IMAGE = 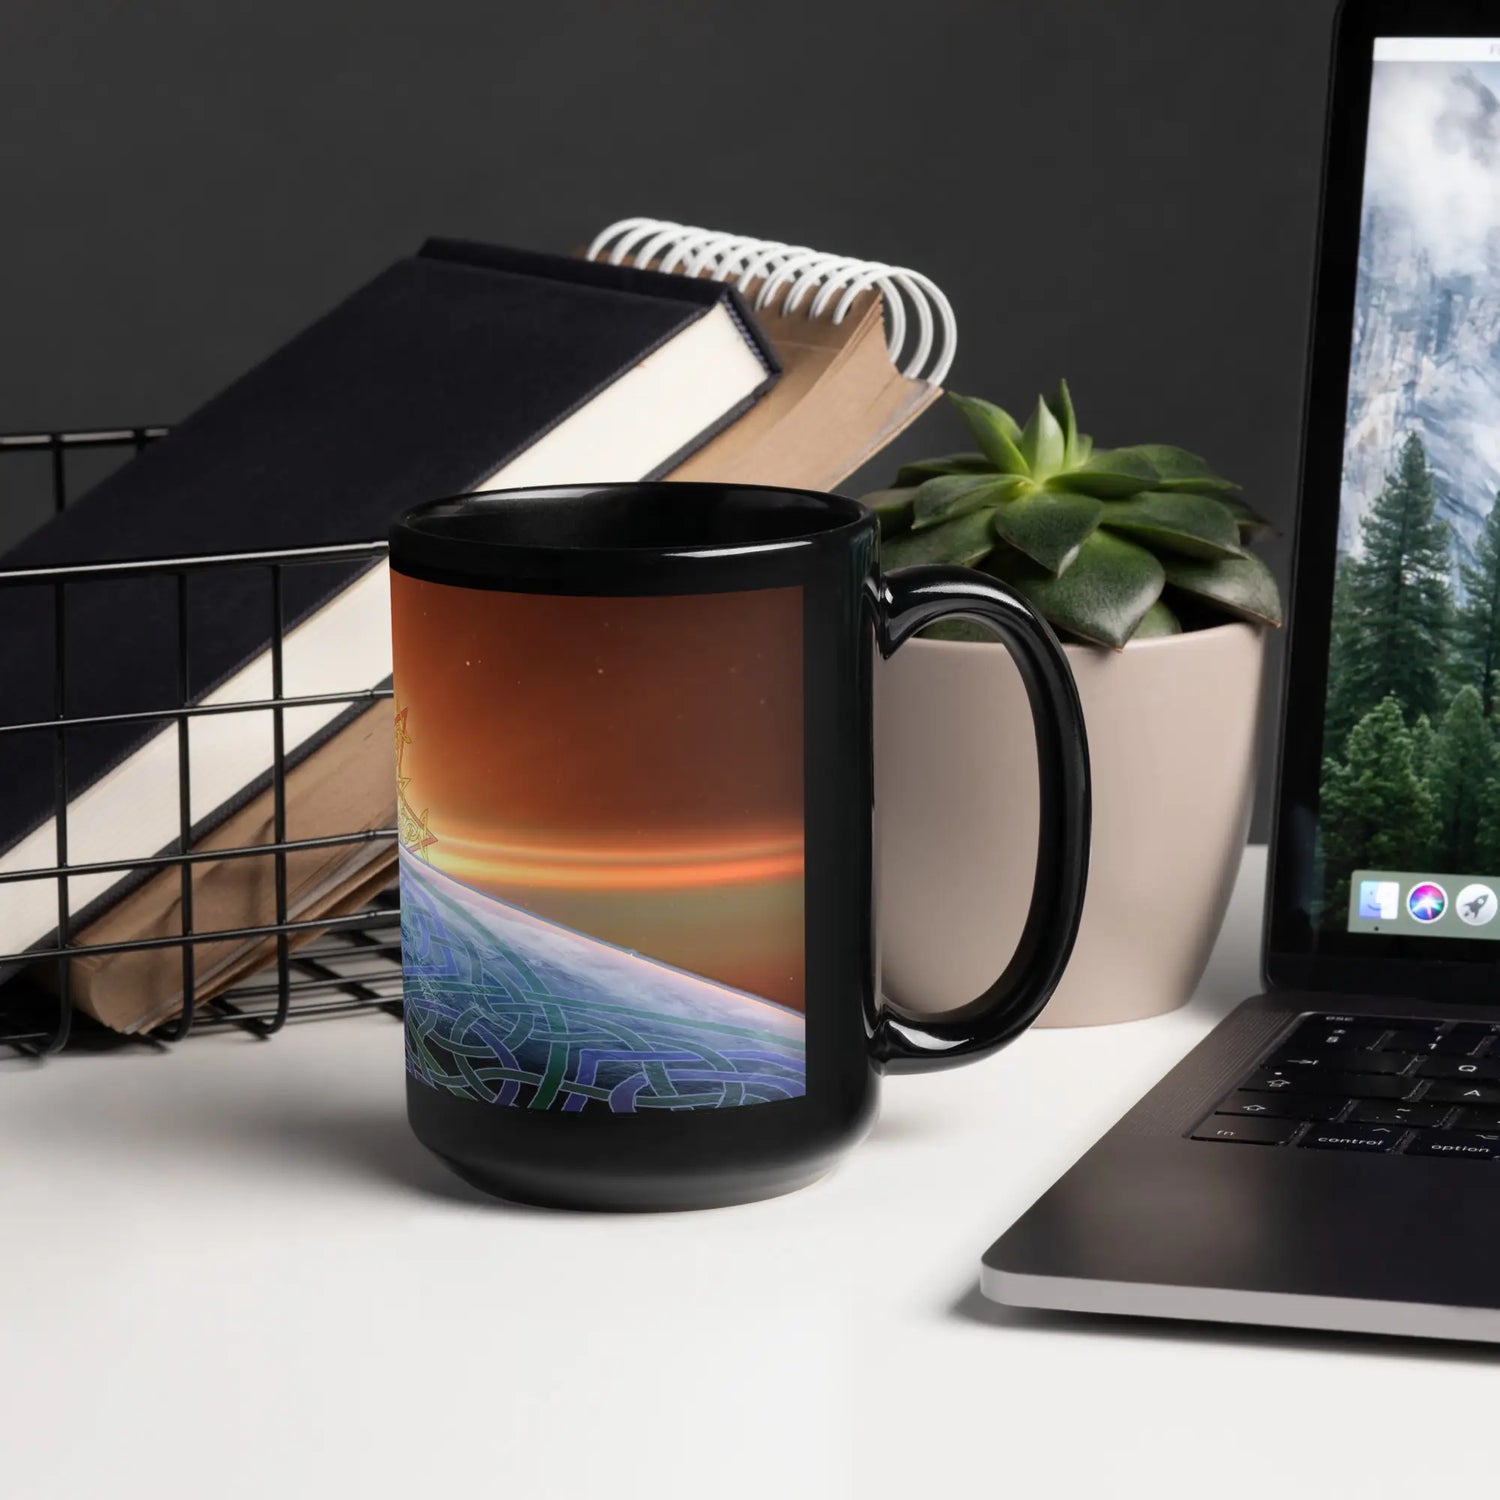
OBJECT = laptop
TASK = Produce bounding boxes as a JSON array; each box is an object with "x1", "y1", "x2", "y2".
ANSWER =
[{"x1": 981, "y1": 0, "x2": 1500, "y2": 1343}]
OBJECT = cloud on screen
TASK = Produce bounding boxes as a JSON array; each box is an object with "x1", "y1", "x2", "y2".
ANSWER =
[{"x1": 1367, "y1": 61, "x2": 1500, "y2": 275}]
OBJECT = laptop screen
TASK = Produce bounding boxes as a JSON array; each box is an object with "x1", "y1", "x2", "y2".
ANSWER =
[{"x1": 1318, "y1": 37, "x2": 1500, "y2": 944}]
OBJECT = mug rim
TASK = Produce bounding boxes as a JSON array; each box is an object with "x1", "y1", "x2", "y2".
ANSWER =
[{"x1": 390, "y1": 481, "x2": 873, "y2": 564}]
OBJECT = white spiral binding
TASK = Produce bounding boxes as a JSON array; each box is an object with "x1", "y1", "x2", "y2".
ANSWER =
[{"x1": 585, "y1": 217, "x2": 957, "y2": 386}]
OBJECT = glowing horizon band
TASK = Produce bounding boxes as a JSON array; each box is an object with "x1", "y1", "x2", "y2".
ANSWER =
[{"x1": 429, "y1": 830, "x2": 806, "y2": 891}]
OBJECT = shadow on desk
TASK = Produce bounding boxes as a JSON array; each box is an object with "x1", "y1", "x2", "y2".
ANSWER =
[
  {"x1": 247, "y1": 1095, "x2": 569, "y2": 1214},
  {"x1": 949, "y1": 1282, "x2": 1500, "y2": 1364},
  {"x1": 4, "y1": 1046, "x2": 548, "y2": 1214}
]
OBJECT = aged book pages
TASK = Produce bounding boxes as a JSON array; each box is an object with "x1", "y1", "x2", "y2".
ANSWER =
[
  {"x1": 664, "y1": 283, "x2": 941, "y2": 490},
  {"x1": 39, "y1": 702, "x2": 396, "y2": 1033}
]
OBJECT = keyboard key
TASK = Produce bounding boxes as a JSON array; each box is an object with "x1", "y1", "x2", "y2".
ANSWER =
[
  {"x1": 1426, "y1": 1031, "x2": 1487, "y2": 1056},
  {"x1": 1455, "y1": 1106, "x2": 1500, "y2": 1130},
  {"x1": 1379, "y1": 1028, "x2": 1447, "y2": 1054},
  {"x1": 1445, "y1": 1023, "x2": 1500, "y2": 1048},
  {"x1": 1416, "y1": 1056, "x2": 1500, "y2": 1081},
  {"x1": 1435, "y1": 1036, "x2": 1488, "y2": 1056},
  {"x1": 1294, "y1": 1072, "x2": 1418, "y2": 1100},
  {"x1": 1422, "y1": 1081, "x2": 1500, "y2": 1106},
  {"x1": 1348, "y1": 1101, "x2": 1450, "y2": 1128},
  {"x1": 1215, "y1": 1093, "x2": 1345, "y2": 1121},
  {"x1": 1241, "y1": 1071, "x2": 1301, "y2": 1092},
  {"x1": 1240, "y1": 1070, "x2": 1414, "y2": 1100},
  {"x1": 1287, "y1": 1017, "x2": 1391, "y2": 1050},
  {"x1": 1192, "y1": 1117, "x2": 1299, "y2": 1145},
  {"x1": 1298, "y1": 1123, "x2": 1404, "y2": 1152},
  {"x1": 1268, "y1": 1048, "x2": 1409, "y2": 1075},
  {"x1": 1376, "y1": 1027, "x2": 1493, "y2": 1056},
  {"x1": 1405, "y1": 1130, "x2": 1500, "y2": 1160}
]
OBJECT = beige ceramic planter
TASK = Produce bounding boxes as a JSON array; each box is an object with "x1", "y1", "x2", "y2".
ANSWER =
[{"x1": 877, "y1": 621, "x2": 1265, "y2": 1028}]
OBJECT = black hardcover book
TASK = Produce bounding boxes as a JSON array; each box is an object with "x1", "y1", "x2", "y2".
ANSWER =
[{"x1": 0, "y1": 239, "x2": 779, "y2": 969}]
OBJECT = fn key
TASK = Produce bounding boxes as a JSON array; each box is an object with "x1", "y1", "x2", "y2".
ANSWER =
[{"x1": 1193, "y1": 1117, "x2": 1299, "y2": 1145}]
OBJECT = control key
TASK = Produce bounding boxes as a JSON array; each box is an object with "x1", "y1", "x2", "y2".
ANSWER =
[{"x1": 1298, "y1": 1123, "x2": 1403, "y2": 1152}]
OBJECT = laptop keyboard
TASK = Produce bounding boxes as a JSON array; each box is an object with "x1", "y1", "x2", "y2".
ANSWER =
[{"x1": 1192, "y1": 1014, "x2": 1500, "y2": 1159}]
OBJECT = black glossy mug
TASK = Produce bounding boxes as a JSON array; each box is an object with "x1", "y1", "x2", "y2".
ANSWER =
[{"x1": 389, "y1": 483, "x2": 1089, "y2": 1209}]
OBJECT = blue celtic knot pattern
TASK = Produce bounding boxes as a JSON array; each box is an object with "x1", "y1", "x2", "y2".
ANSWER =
[{"x1": 400, "y1": 851, "x2": 806, "y2": 1112}]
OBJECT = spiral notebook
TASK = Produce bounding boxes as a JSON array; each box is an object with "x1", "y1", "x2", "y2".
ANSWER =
[{"x1": 586, "y1": 219, "x2": 956, "y2": 490}]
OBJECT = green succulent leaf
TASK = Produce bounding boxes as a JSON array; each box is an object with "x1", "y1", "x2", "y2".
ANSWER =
[
  {"x1": 1099, "y1": 490, "x2": 1245, "y2": 560},
  {"x1": 1047, "y1": 447, "x2": 1162, "y2": 498},
  {"x1": 1073, "y1": 431, "x2": 1094, "y2": 464},
  {"x1": 987, "y1": 531, "x2": 1166, "y2": 649},
  {"x1": 1147, "y1": 476, "x2": 1244, "y2": 496},
  {"x1": 1131, "y1": 599, "x2": 1182, "y2": 639},
  {"x1": 880, "y1": 506, "x2": 998, "y2": 570},
  {"x1": 951, "y1": 394, "x2": 1022, "y2": 444},
  {"x1": 911, "y1": 474, "x2": 1027, "y2": 530},
  {"x1": 1047, "y1": 380, "x2": 1080, "y2": 464},
  {"x1": 864, "y1": 487, "x2": 916, "y2": 537},
  {"x1": 1018, "y1": 395, "x2": 1067, "y2": 479},
  {"x1": 990, "y1": 489, "x2": 1103, "y2": 574},
  {"x1": 895, "y1": 452, "x2": 992, "y2": 487},
  {"x1": 947, "y1": 393, "x2": 1029, "y2": 475},
  {"x1": 1122, "y1": 444, "x2": 1241, "y2": 495},
  {"x1": 1049, "y1": 444, "x2": 1241, "y2": 499},
  {"x1": 1162, "y1": 553, "x2": 1283, "y2": 626},
  {"x1": 1217, "y1": 493, "x2": 1276, "y2": 541}
]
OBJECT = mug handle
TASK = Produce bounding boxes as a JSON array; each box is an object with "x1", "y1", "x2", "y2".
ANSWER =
[{"x1": 870, "y1": 564, "x2": 1092, "y2": 1073}]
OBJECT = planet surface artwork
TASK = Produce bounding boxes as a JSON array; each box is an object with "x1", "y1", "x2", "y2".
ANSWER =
[
  {"x1": 391, "y1": 575, "x2": 808, "y2": 1113},
  {"x1": 401, "y1": 849, "x2": 807, "y2": 1112}
]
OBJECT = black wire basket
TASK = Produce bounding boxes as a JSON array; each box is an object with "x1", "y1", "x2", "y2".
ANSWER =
[{"x1": 0, "y1": 426, "x2": 402, "y2": 1057}]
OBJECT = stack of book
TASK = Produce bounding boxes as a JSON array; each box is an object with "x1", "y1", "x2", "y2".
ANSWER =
[{"x1": 0, "y1": 219, "x2": 955, "y2": 1034}]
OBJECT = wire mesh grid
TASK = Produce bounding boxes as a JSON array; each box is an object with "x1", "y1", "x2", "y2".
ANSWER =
[{"x1": 0, "y1": 427, "x2": 402, "y2": 1057}]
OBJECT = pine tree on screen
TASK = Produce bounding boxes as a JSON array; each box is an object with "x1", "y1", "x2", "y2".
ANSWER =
[
  {"x1": 1322, "y1": 556, "x2": 1360, "y2": 759},
  {"x1": 1476, "y1": 777, "x2": 1500, "y2": 873},
  {"x1": 1452, "y1": 494, "x2": 1500, "y2": 719},
  {"x1": 1324, "y1": 435, "x2": 1452, "y2": 750},
  {"x1": 1320, "y1": 694, "x2": 1438, "y2": 919},
  {"x1": 1430, "y1": 686, "x2": 1496, "y2": 870},
  {"x1": 1409, "y1": 712, "x2": 1435, "y2": 773}
]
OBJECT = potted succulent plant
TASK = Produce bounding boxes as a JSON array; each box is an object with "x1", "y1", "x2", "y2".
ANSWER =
[{"x1": 871, "y1": 383, "x2": 1282, "y2": 1026}]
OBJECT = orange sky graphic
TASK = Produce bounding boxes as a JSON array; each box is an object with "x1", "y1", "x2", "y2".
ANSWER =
[{"x1": 390, "y1": 575, "x2": 805, "y2": 1009}]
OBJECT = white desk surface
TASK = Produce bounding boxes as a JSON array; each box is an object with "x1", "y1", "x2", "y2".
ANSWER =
[{"x1": 5, "y1": 843, "x2": 1498, "y2": 1499}]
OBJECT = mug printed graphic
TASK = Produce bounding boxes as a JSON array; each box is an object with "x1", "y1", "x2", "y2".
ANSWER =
[{"x1": 391, "y1": 574, "x2": 806, "y2": 1112}]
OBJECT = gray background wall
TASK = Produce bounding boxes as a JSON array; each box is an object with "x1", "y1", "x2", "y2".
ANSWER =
[{"x1": 0, "y1": 0, "x2": 1341, "y2": 835}]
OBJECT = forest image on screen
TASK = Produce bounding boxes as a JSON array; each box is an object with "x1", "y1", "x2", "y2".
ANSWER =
[{"x1": 1320, "y1": 51, "x2": 1500, "y2": 929}]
